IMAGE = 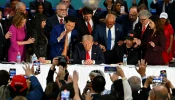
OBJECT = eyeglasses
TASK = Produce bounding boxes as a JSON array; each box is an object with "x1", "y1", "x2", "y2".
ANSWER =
[
  {"x1": 58, "y1": 9, "x2": 67, "y2": 11},
  {"x1": 129, "y1": 14, "x2": 137, "y2": 17},
  {"x1": 140, "y1": 18, "x2": 147, "y2": 21}
]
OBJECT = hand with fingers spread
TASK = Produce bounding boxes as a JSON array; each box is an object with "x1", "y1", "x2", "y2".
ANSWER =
[
  {"x1": 23, "y1": 64, "x2": 34, "y2": 77},
  {"x1": 85, "y1": 92, "x2": 93, "y2": 100},
  {"x1": 109, "y1": 73, "x2": 119, "y2": 82},
  {"x1": 135, "y1": 59, "x2": 147, "y2": 77}
]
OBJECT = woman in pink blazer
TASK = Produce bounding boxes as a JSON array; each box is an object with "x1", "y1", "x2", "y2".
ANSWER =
[{"x1": 8, "y1": 12, "x2": 35, "y2": 62}]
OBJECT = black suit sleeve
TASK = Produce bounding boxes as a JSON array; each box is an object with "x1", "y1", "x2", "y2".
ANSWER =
[
  {"x1": 31, "y1": 29, "x2": 40, "y2": 58},
  {"x1": 73, "y1": 44, "x2": 83, "y2": 64},
  {"x1": 150, "y1": 1, "x2": 157, "y2": 9},
  {"x1": 46, "y1": 68, "x2": 55, "y2": 85},
  {"x1": 94, "y1": 46, "x2": 105, "y2": 64}
]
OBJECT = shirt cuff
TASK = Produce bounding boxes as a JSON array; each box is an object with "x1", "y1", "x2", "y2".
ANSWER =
[
  {"x1": 153, "y1": 0, "x2": 157, "y2": 4},
  {"x1": 141, "y1": 76, "x2": 147, "y2": 80},
  {"x1": 93, "y1": 60, "x2": 95, "y2": 64},
  {"x1": 57, "y1": 38, "x2": 60, "y2": 42},
  {"x1": 82, "y1": 60, "x2": 84, "y2": 64}
]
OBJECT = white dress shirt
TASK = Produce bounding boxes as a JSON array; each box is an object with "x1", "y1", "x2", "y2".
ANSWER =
[
  {"x1": 85, "y1": 19, "x2": 94, "y2": 30},
  {"x1": 56, "y1": 15, "x2": 64, "y2": 24},
  {"x1": 106, "y1": 25, "x2": 115, "y2": 50},
  {"x1": 82, "y1": 49, "x2": 95, "y2": 64},
  {"x1": 93, "y1": 9, "x2": 97, "y2": 15},
  {"x1": 133, "y1": 17, "x2": 139, "y2": 30},
  {"x1": 153, "y1": 0, "x2": 173, "y2": 12}
]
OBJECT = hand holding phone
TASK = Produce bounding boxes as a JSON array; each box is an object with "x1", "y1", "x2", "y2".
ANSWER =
[
  {"x1": 104, "y1": 66, "x2": 117, "y2": 73},
  {"x1": 61, "y1": 90, "x2": 70, "y2": 100},
  {"x1": 9, "y1": 68, "x2": 16, "y2": 79}
]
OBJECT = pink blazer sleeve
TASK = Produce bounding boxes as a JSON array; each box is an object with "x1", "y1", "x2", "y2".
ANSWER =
[{"x1": 9, "y1": 25, "x2": 20, "y2": 52}]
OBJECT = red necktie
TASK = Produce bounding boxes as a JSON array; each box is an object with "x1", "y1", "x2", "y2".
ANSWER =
[
  {"x1": 141, "y1": 26, "x2": 146, "y2": 38},
  {"x1": 60, "y1": 19, "x2": 63, "y2": 24},
  {"x1": 86, "y1": 51, "x2": 90, "y2": 60},
  {"x1": 87, "y1": 22, "x2": 92, "y2": 34}
]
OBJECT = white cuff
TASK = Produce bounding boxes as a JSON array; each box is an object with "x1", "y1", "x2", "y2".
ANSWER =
[
  {"x1": 142, "y1": 76, "x2": 147, "y2": 80},
  {"x1": 153, "y1": 0, "x2": 157, "y2": 4},
  {"x1": 57, "y1": 37, "x2": 60, "y2": 42},
  {"x1": 93, "y1": 60, "x2": 95, "y2": 64},
  {"x1": 82, "y1": 60, "x2": 84, "y2": 64}
]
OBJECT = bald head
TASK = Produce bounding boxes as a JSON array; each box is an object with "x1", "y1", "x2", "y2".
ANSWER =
[
  {"x1": 105, "y1": 14, "x2": 116, "y2": 29},
  {"x1": 149, "y1": 86, "x2": 168, "y2": 100},
  {"x1": 128, "y1": 76, "x2": 141, "y2": 92}
]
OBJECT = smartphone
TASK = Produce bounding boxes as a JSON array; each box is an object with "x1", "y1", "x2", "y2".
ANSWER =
[
  {"x1": 33, "y1": 61, "x2": 40, "y2": 74},
  {"x1": 9, "y1": 68, "x2": 16, "y2": 79},
  {"x1": 120, "y1": 6, "x2": 125, "y2": 13},
  {"x1": 61, "y1": 90, "x2": 70, "y2": 100},
  {"x1": 152, "y1": 76, "x2": 162, "y2": 83},
  {"x1": 104, "y1": 66, "x2": 117, "y2": 73},
  {"x1": 160, "y1": 70, "x2": 167, "y2": 78}
]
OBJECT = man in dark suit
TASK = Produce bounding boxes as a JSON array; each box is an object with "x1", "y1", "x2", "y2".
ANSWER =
[
  {"x1": 73, "y1": 35, "x2": 105, "y2": 64},
  {"x1": 0, "y1": 8, "x2": 12, "y2": 61},
  {"x1": 150, "y1": 0, "x2": 175, "y2": 31},
  {"x1": 93, "y1": 13, "x2": 123, "y2": 64},
  {"x1": 75, "y1": 7, "x2": 97, "y2": 42},
  {"x1": 29, "y1": 0, "x2": 53, "y2": 17},
  {"x1": 49, "y1": 16, "x2": 78, "y2": 60},
  {"x1": 134, "y1": 10, "x2": 152, "y2": 58}
]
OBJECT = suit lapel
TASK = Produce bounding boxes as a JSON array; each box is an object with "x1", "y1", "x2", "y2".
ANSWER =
[
  {"x1": 91, "y1": 45, "x2": 95, "y2": 60},
  {"x1": 81, "y1": 49, "x2": 86, "y2": 60}
]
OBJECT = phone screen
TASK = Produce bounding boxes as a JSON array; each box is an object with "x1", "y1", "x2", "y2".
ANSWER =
[
  {"x1": 104, "y1": 66, "x2": 117, "y2": 73},
  {"x1": 120, "y1": 6, "x2": 125, "y2": 13},
  {"x1": 33, "y1": 61, "x2": 40, "y2": 74},
  {"x1": 160, "y1": 70, "x2": 167, "y2": 78},
  {"x1": 61, "y1": 90, "x2": 70, "y2": 100},
  {"x1": 152, "y1": 76, "x2": 162, "y2": 83},
  {"x1": 9, "y1": 68, "x2": 16, "y2": 79}
]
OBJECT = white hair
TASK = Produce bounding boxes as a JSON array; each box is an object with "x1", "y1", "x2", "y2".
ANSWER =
[
  {"x1": 56, "y1": 2, "x2": 67, "y2": 10},
  {"x1": 15, "y1": 2, "x2": 26, "y2": 10},
  {"x1": 139, "y1": 9, "x2": 152, "y2": 18},
  {"x1": 128, "y1": 76, "x2": 141, "y2": 91},
  {"x1": 106, "y1": 13, "x2": 116, "y2": 21}
]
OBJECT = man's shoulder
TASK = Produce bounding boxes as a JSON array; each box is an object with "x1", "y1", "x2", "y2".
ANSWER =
[{"x1": 47, "y1": 15, "x2": 57, "y2": 21}]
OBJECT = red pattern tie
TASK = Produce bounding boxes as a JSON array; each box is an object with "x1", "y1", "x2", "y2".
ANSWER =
[
  {"x1": 86, "y1": 51, "x2": 90, "y2": 60},
  {"x1": 141, "y1": 26, "x2": 146, "y2": 38},
  {"x1": 60, "y1": 19, "x2": 63, "y2": 24},
  {"x1": 87, "y1": 22, "x2": 92, "y2": 34}
]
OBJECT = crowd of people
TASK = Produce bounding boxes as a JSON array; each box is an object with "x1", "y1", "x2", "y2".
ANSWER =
[{"x1": 0, "y1": 0, "x2": 175, "y2": 99}]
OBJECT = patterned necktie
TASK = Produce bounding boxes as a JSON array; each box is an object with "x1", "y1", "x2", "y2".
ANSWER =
[
  {"x1": 60, "y1": 19, "x2": 63, "y2": 24},
  {"x1": 141, "y1": 25, "x2": 146, "y2": 38},
  {"x1": 107, "y1": 29, "x2": 111, "y2": 50}
]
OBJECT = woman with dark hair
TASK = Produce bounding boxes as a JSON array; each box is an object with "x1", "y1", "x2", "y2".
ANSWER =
[
  {"x1": 0, "y1": 70, "x2": 10, "y2": 87},
  {"x1": 159, "y1": 12, "x2": 174, "y2": 64},
  {"x1": 31, "y1": 14, "x2": 47, "y2": 63},
  {"x1": 112, "y1": 0, "x2": 124, "y2": 17},
  {"x1": 144, "y1": 15, "x2": 166, "y2": 65},
  {"x1": 35, "y1": 3, "x2": 49, "y2": 18}
]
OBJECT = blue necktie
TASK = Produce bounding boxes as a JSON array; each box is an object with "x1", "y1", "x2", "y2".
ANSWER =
[{"x1": 107, "y1": 29, "x2": 111, "y2": 50}]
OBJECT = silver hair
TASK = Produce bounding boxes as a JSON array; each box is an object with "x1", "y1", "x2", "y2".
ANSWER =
[
  {"x1": 128, "y1": 76, "x2": 141, "y2": 91},
  {"x1": 106, "y1": 13, "x2": 116, "y2": 21},
  {"x1": 89, "y1": 70, "x2": 105, "y2": 77},
  {"x1": 82, "y1": 35, "x2": 93, "y2": 42},
  {"x1": 56, "y1": 2, "x2": 67, "y2": 10},
  {"x1": 15, "y1": 2, "x2": 26, "y2": 10},
  {"x1": 139, "y1": 9, "x2": 152, "y2": 18}
]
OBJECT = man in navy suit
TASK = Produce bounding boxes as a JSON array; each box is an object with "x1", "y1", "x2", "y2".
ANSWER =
[
  {"x1": 49, "y1": 16, "x2": 78, "y2": 60},
  {"x1": 93, "y1": 13, "x2": 124, "y2": 64},
  {"x1": 73, "y1": 35, "x2": 105, "y2": 64}
]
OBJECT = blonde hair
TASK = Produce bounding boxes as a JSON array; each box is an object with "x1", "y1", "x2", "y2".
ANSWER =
[
  {"x1": 12, "y1": 12, "x2": 27, "y2": 28},
  {"x1": 82, "y1": 35, "x2": 93, "y2": 42}
]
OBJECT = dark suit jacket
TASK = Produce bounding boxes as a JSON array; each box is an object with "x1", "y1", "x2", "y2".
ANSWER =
[
  {"x1": 138, "y1": 0, "x2": 148, "y2": 9},
  {"x1": 93, "y1": 23, "x2": 124, "y2": 48},
  {"x1": 49, "y1": 24, "x2": 78, "y2": 60},
  {"x1": 75, "y1": 17, "x2": 97, "y2": 42},
  {"x1": 106, "y1": 43, "x2": 141, "y2": 65},
  {"x1": 68, "y1": 8, "x2": 77, "y2": 16},
  {"x1": 0, "y1": 21, "x2": 6, "y2": 61},
  {"x1": 44, "y1": 14, "x2": 59, "y2": 39},
  {"x1": 73, "y1": 43, "x2": 105, "y2": 64},
  {"x1": 29, "y1": 0, "x2": 53, "y2": 17},
  {"x1": 134, "y1": 22, "x2": 152, "y2": 58}
]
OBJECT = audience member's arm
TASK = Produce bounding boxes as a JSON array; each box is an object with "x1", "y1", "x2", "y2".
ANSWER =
[
  {"x1": 23, "y1": 64, "x2": 43, "y2": 100},
  {"x1": 73, "y1": 70, "x2": 81, "y2": 100},
  {"x1": 117, "y1": 67, "x2": 132, "y2": 100}
]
